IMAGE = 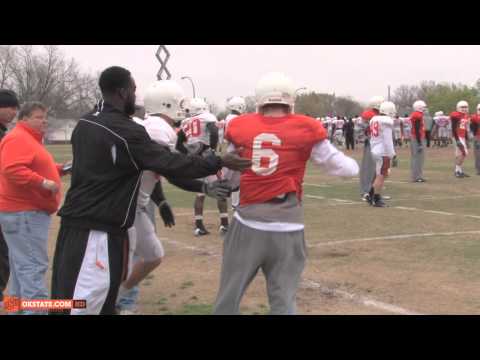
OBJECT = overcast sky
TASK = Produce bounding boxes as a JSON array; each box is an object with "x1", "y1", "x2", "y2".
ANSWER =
[{"x1": 59, "y1": 45, "x2": 480, "y2": 109}]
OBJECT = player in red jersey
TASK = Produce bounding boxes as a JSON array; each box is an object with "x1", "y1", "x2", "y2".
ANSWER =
[
  {"x1": 451, "y1": 101, "x2": 471, "y2": 178},
  {"x1": 213, "y1": 72, "x2": 359, "y2": 315},
  {"x1": 470, "y1": 104, "x2": 480, "y2": 175}
]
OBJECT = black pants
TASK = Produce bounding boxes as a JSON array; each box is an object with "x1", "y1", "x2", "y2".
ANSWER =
[
  {"x1": 425, "y1": 130, "x2": 431, "y2": 147},
  {"x1": 0, "y1": 228, "x2": 9, "y2": 301},
  {"x1": 51, "y1": 224, "x2": 129, "y2": 315},
  {"x1": 345, "y1": 134, "x2": 355, "y2": 150}
]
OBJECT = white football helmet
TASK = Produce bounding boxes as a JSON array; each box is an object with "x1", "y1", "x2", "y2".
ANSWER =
[
  {"x1": 413, "y1": 100, "x2": 427, "y2": 112},
  {"x1": 368, "y1": 96, "x2": 385, "y2": 110},
  {"x1": 255, "y1": 72, "x2": 296, "y2": 110},
  {"x1": 379, "y1": 101, "x2": 396, "y2": 117},
  {"x1": 226, "y1": 96, "x2": 246, "y2": 114},
  {"x1": 434, "y1": 111, "x2": 444, "y2": 117},
  {"x1": 143, "y1": 80, "x2": 186, "y2": 121},
  {"x1": 184, "y1": 97, "x2": 208, "y2": 116},
  {"x1": 456, "y1": 100, "x2": 469, "y2": 113}
]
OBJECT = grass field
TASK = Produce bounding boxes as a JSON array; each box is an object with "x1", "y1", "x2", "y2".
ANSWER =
[{"x1": 4, "y1": 143, "x2": 480, "y2": 315}]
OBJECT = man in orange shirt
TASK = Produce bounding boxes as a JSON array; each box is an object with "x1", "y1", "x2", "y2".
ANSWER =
[
  {"x1": 0, "y1": 102, "x2": 69, "y2": 314},
  {"x1": 0, "y1": 89, "x2": 19, "y2": 308}
]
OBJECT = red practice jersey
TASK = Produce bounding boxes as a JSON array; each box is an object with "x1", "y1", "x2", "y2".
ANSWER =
[
  {"x1": 409, "y1": 111, "x2": 425, "y2": 140},
  {"x1": 450, "y1": 111, "x2": 469, "y2": 139},
  {"x1": 225, "y1": 113, "x2": 327, "y2": 206},
  {"x1": 361, "y1": 109, "x2": 379, "y2": 136},
  {"x1": 471, "y1": 114, "x2": 480, "y2": 139}
]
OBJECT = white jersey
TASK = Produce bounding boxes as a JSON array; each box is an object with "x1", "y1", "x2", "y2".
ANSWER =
[
  {"x1": 333, "y1": 118, "x2": 345, "y2": 131},
  {"x1": 181, "y1": 111, "x2": 217, "y2": 147},
  {"x1": 134, "y1": 115, "x2": 178, "y2": 208},
  {"x1": 216, "y1": 119, "x2": 226, "y2": 144},
  {"x1": 369, "y1": 115, "x2": 396, "y2": 158},
  {"x1": 435, "y1": 115, "x2": 450, "y2": 128},
  {"x1": 393, "y1": 117, "x2": 402, "y2": 130}
]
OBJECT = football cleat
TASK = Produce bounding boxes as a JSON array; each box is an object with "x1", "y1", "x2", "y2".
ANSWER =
[
  {"x1": 194, "y1": 227, "x2": 210, "y2": 237},
  {"x1": 361, "y1": 193, "x2": 371, "y2": 202},
  {"x1": 372, "y1": 195, "x2": 387, "y2": 207},
  {"x1": 455, "y1": 171, "x2": 464, "y2": 178},
  {"x1": 219, "y1": 225, "x2": 229, "y2": 236}
]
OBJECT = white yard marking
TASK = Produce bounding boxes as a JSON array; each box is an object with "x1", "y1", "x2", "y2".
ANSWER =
[
  {"x1": 174, "y1": 210, "x2": 220, "y2": 217},
  {"x1": 300, "y1": 279, "x2": 422, "y2": 315},
  {"x1": 304, "y1": 183, "x2": 332, "y2": 188},
  {"x1": 309, "y1": 230, "x2": 480, "y2": 247},
  {"x1": 305, "y1": 194, "x2": 480, "y2": 219},
  {"x1": 161, "y1": 237, "x2": 422, "y2": 314}
]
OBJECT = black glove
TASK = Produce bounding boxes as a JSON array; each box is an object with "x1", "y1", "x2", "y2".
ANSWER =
[
  {"x1": 158, "y1": 201, "x2": 175, "y2": 228},
  {"x1": 392, "y1": 156, "x2": 398, "y2": 168},
  {"x1": 202, "y1": 180, "x2": 232, "y2": 200},
  {"x1": 364, "y1": 138, "x2": 370, "y2": 146}
]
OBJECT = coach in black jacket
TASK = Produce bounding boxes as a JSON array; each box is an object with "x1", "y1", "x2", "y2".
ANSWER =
[{"x1": 50, "y1": 67, "x2": 251, "y2": 315}]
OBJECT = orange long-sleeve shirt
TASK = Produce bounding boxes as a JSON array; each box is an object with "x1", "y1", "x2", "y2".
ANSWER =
[{"x1": 0, "y1": 122, "x2": 63, "y2": 214}]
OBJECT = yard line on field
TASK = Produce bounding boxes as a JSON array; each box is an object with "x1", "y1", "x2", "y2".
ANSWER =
[
  {"x1": 159, "y1": 238, "x2": 221, "y2": 258},
  {"x1": 309, "y1": 230, "x2": 480, "y2": 247},
  {"x1": 304, "y1": 195, "x2": 356, "y2": 205},
  {"x1": 388, "y1": 194, "x2": 480, "y2": 202},
  {"x1": 300, "y1": 279, "x2": 422, "y2": 315},
  {"x1": 162, "y1": 236, "x2": 421, "y2": 314},
  {"x1": 305, "y1": 195, "x2": 326, "y2": 200},
  {"x1": 305, "y1": 194, "x2": 480, "y2": 219},
  {"x1": 174, "y1": 210, "x2": 219, "y2": 217},
  {"x1": 304, "y1": 183, "x2": 332, "y2": 188}
]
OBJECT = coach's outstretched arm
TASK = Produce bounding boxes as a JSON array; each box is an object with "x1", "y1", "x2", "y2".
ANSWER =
[
  {"x1": 310, "y1": 139, "x2": 359, "y2": 177},
  {"x1": 130, "y1": 135, "x2": 251, "y2": 179}
]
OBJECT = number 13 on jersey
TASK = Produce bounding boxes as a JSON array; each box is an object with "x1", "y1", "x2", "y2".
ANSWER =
[
  {"x1": 251, "y1": 133, "x2": 281, "y2": 176},
  {"x1": 370, "y1": 121, "x2": 380, "y2": 137}
]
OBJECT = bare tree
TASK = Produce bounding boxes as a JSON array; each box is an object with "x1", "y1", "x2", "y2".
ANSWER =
[
  {"x1": 0, "y1": 45, "x2": 17, "y2": 89},
  {"x1": 4, "y1": 45, "x2": 99, "y2": 120},
  {"x1": 244, "y1": 96, "x2": 257, "y2": 113},
  {"x1": 392, "y1": 85, "x2": 420, "y2": 115}
]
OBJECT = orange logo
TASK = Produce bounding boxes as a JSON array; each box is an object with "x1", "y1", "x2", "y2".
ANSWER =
[
  {"x1": 2, "y1": 296, "x2": 87, "y2": 313},
  {"x1": 3, "y1": 295, "x2": 21, "y2": 313}
]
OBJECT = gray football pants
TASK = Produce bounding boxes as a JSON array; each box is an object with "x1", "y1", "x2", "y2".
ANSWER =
[
  {"x1": 359, "y1": 141, "x2": 376, "y2": 195},
  {"x1": 213, "y1": 218, "x2": 306, "y2": 315},
  {"x1": 410, "y1": 140, "x2": 425, "y2": 181},
  {"x1": 474, "y1": 139, "x2": 480, "y2": 174}
]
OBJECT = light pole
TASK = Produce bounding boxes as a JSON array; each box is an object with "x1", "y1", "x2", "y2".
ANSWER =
[
  {"x1": 181, "y1": 76, "x2": 196, "y2": 98},
  {"x1": 293, "y1": 88, "x2": 307, "y2": 114},
  {"x1": 295, "y1": 87, "x2": 307, "y2": 96}
]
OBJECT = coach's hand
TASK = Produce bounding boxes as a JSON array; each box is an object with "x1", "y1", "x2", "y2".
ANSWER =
[
  {"x1": 203, "y1": 180, "x2": 231, "y2": 200},
  {"x1": 158, "y1": 201, "x2": 175, "y2": 228},
  {"x1": 220, "y1": 152, "x2": 252, "y2": 172},
  {"x1": 41, "y1": 179, "x2": 59, "y2": 194}
]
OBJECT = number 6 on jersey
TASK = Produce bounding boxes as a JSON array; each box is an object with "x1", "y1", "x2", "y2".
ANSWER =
[{"x1": 251, "y1": 133, "x2": 281, "y2": 176}]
